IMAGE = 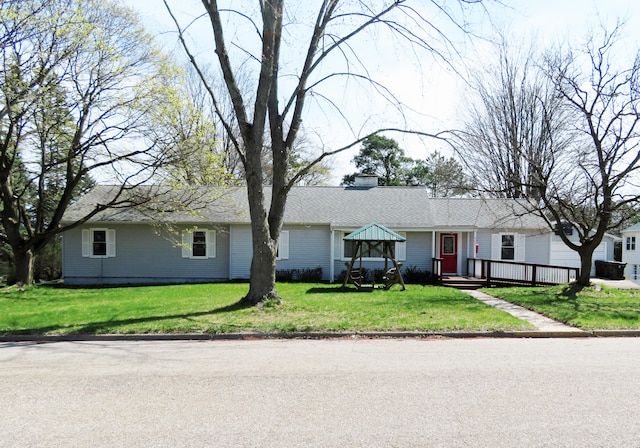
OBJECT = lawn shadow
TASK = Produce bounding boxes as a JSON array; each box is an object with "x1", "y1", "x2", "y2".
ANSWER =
[
  {"x1": 306, "y1": 286, "x2": 375, "y2": 294},
  {"x1": 7, "y1": 299, "x2": 254, "y2": 336},
  {"x1": 559, "y1": 283, "x2": 585, "y2": 299}
]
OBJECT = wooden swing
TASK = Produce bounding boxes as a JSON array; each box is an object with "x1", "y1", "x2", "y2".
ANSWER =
[{"x1": 341, "y1": 223, "x2": 406, "y2": 291}]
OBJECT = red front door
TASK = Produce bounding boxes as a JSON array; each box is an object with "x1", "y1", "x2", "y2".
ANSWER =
[{"x1": 440, "y1": 233, "x2": 458, "y2": 274}]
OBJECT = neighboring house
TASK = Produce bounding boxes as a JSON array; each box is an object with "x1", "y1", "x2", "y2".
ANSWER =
[
  {"x1": 60, "y1": 178, "x2": 617, "y2": 285},
  {"x1": 548, "y1": 223, "x2": 619, "y2": 277},
  {"x1": 622, "y1": 223, "x2": 640, "y2": 283}
]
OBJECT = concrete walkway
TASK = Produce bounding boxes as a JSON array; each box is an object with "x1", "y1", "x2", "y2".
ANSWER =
[
  {"x1": 591, "y1": 277, "x2": 640, "y2": 289},
  {"x1": 465, "y1": 289, "x2": 587, "y2": 335}
]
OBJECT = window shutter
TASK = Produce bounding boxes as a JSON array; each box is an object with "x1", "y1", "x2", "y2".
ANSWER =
[
  {"x1": 395, "y1": 232, "x2": 406, "y2": 261},
  {"x1": 82, "y1": 229, "x2": 90, "y2": 257},
  {"x1": 516, "y1": 233, "x2": 526, "y2": 262},
  {"x1": 491, "y1": 234, "x2": 500, "y2": 260},
  {"x1": 182, "y1": 231, "x2": 191, "y2": 258},
  {"x1": 106, "y1": 229, "x2": 116, "y2": 257},
  {"x1": 207, "y1": 230, "x2": 216, "y2": 258},
  {"x1": 334, "y1": 231, "x2": 342, "y2": 260},
  {"x1": 279, "y1": 231, "x2": 290, "y2": 260}
]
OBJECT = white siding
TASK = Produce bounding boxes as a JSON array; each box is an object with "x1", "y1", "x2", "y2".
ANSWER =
[
  {"x1": 276, "y1": 225, "x2": 331, "y2": 278},
  {"x1": 229, "y1": 225, "x2": 332, "y2": 281},
  {"x1": 230, "y1": 225, "x2": 252, "y2": 280},
  {"x1": 622, "y1": 231, "x2": 640, "y2": 281},
  {"x1": 478, "y1": 230, "x2": 549, "y2": 264}
]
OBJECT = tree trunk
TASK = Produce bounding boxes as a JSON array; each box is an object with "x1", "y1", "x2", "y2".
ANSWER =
[
  {"x1": 576, "y1": 247, "x2": 594, "y2": 288},
  {"x1": 13, "y1": 248, "x2": 34, "y2": 286},
  {"x1": 242, "y1": 145, "x2": 281, "y2": 305},
  {"x1": 244, "y1": 232, "x2": 279, "y2": 305}
]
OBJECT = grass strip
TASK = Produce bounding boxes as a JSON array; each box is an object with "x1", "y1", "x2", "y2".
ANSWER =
[
  {"x1": 484, "y1": 284, "x2": 640, "y2": 330},
  {"x1": 0, "y1": 282, "x2": 531, "y2": 335}
]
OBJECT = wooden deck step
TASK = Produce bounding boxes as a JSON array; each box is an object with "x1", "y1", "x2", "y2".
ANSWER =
[{"x1": 441, "y1": 276, "x2": 485, "y2": 290}]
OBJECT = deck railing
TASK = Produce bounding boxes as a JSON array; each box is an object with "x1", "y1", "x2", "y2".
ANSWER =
[
  {"x1": 432, "y1": 258, "x2": 443, "y2": 284},
  {"x1": 465, "y1": 258, "x2": 579, "y2": 287},
  {"x1": 432, "y1": 257, "x2": 579, "y2": 287}
]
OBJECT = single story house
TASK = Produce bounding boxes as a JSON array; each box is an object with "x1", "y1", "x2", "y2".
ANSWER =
[
  {"x1": 622, "y1": 223, "x2": 640, "y2": 283},
  {"x1": 60, "y1": 178, "x2": 617, "y2": 285}
]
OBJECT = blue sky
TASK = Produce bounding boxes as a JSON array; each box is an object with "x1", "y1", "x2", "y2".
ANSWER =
[{"x1": 127, "y1": 0, "x2": 640, "y2": 183}]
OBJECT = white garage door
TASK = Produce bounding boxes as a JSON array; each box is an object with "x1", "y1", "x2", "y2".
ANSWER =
[{"x1": 550, "y1": 241, "x2": 607, "y2": 275}]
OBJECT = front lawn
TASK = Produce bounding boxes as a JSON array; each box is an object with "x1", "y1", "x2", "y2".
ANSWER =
[
  {"x1": 0, "y1": 282, "x2": 531, "y2": 335},
  {"x1": 485, "y1": 284, "x2": 640, "y2": 330}
]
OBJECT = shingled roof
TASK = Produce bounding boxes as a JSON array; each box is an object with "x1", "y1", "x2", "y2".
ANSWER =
[{"x1": 62, "y1": 185, "x2": 547, "y2": 230}]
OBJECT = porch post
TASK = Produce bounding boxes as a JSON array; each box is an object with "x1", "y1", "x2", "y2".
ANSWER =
[
  {"x1": 431, "y1": 231, "x2": 437, "y2": 276},
  {"x1": 330, "y1": 228, "x2": 335, "y2": 283}
]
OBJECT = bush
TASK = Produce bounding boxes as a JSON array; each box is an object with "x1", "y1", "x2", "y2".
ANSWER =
[
  {"x1": 402, "y1": 265, "x2": 431, "y2": 284},
  {"x1": 371, "y1": 268, "x2": 385, "y2": 284},
  {"x1": 276, "y1": 267, "x2": 323, "y2": 283}
]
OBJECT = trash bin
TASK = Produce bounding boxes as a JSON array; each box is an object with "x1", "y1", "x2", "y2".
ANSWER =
[
  {"x1": 595, "y1": 260, "x2": 627, "y2": 280},
  {"x1": 595, "y1": 260, "x2": 605, "y2": 278}
]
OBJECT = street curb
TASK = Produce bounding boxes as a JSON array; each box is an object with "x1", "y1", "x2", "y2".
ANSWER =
[
  {"x1": 591, "y1": 330, "x2": 640, "y2": 337},
  {"x1": 2, "y1": 329, "x2": 638, "y2": 342}
]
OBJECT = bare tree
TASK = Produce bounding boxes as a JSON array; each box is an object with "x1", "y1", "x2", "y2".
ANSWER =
[
  {"x1": 535, "y1": 21, "x2": 640, "y2": 287},
  {"x1": 456, "y1": 35, "x2": 573, "y2": 200},
  {"x1": 457, "y1": 23, "x2": 640, "y2": 287},
  {"x1": 165, "y1": 0, "x2": 487, "y2": 304},
  {"x1": 0, "y1": 0, "x2": 176, "y2": 284}
]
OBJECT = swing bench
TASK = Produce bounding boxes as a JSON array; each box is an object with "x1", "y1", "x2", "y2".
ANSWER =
[{"x1": 341, "y1": 222, "x2": 406, "y2": 291}]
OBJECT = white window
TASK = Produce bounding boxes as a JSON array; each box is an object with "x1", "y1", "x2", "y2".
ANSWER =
[
  {"x1": 276, "y1": 231, "x2": 290, "y2": 260},
  {"x1": 182, "y1": 229, "x2": 216, "y2": 259},
  {"x1": 626, "y1": 236, "x2": 636, "y2": 251},
  {"x1": 342, "y1": 231, "x2": 406, "y2": 261},
  {"x1": 82, "y1": 228, "x2": 116, "y2": 258},
  {"x1": 491, "y1": 233, "x2": 525, "y2": 262},
  {"x1": 501, "y1": 234, "x2": 515, "y2": 260}
]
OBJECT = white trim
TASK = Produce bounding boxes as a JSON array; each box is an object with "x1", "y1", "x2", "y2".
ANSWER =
[
  {"x1": 431, "y1": 232, "x2": 436, "y2": 260},
  {"x1": 106, "y1": 229, "x2": 116, "y2": 258},
  {"x1": 182, "y1": 229, "x2": 216, "y2": 259},
  {"x1": 457, "y1": 232, "x2": 463, "y2": 273},
  {"x1": 82, "y1": 228, "x2": 116, "y2": 259},
  {"x1": 277, "y1": 230, "x2": 289, "y2": 260},
  {"x1": 491, "y1": 232, "x2": 524, "y2": 262},
  {"x1": 228, "y1": 227, "x2": 235, "y2": 280},
  {"x1": 516, "y1": 233, "x2": 526, "y2": 262},
  {"x1": 396, "y1": 232, "x2": 406, "y2": 261},
  {"x1": 82, "y1": 229, "x2": 90, "y2": 257}
]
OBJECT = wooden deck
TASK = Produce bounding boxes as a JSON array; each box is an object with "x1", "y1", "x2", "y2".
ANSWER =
[
  {"x1": 433, "y1": 258, "x2": 580, "y2": 290},
  {"x1": 440, "y1": 276, "x2": 486, "y2": 290}
]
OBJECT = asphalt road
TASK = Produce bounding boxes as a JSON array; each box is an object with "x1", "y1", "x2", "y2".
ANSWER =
[{"x1": 2, "y1": 337, "x2": 640, "y2": 447}]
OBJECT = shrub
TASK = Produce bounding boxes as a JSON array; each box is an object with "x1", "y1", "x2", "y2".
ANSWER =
[
  {"x1": 402, "y1": 265, "x2": 431, "y2": 284},
  {"x1": 276, "y1": 267, "x2": 323, "y2": 283},
  {"x1": 276, "y1": 269, "x2": 295, "y2": 282},
  {"x1": 371, "y1": 268, "x2": 385, "y2": 284},
  {"x1": 297, "y1": 267, "x2": 323, "y2": 282}
]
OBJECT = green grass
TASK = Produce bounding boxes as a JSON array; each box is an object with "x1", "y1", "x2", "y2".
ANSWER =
[
  {"x1": 0, "y1": 282, "x2": 532, "y2": 335},
  {"x1": 485, "y1": 284, "x2": 640, "y2": 330}
]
